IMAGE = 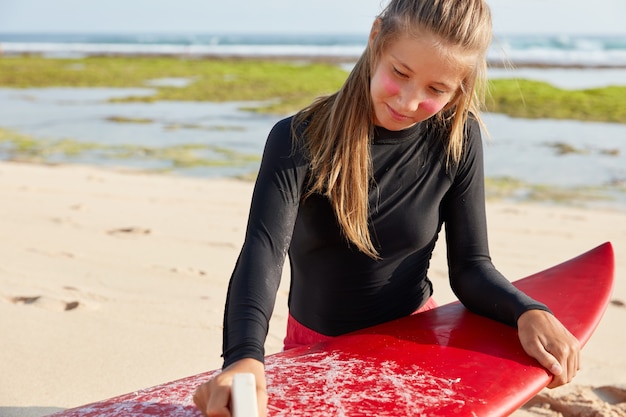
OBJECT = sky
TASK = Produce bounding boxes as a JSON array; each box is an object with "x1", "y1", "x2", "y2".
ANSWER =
[{"x1": 0, "y1": 0, "x2": 624, "y2": 36}]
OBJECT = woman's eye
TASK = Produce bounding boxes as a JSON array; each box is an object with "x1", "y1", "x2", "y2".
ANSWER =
[
  {"x1": 430, "y1": 86, "x2": 446, "y2": 95},
  {"x1": 393, "y1": 67, "x2": 407, "y2": 78}
]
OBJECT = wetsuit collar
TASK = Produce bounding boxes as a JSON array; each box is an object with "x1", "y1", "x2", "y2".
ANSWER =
[{"x1": 372, "y1": 122, "x2": 422, "y2": 145}]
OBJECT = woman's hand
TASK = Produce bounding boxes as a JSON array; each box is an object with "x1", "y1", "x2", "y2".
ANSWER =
[
  {"x1": 517, "y1": 309, "x2": 581, "y2": 388},
  {"x1": 193, "y1": 358, "x2": 267, "y2": 417}
]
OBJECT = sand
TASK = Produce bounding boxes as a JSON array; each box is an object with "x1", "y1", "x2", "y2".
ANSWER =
[{"x1": 0, "y1": 161, "x2": 624, "y2": 417}]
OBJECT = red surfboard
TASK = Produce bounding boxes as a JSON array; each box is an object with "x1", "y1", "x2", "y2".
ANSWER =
[{"x1": 50, "y1": 242, "x2": 614, "y2": 417}]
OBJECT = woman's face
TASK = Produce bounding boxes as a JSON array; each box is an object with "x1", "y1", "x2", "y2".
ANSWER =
[{"x1": 370, "y1": 30, "x2": 473, "y2": 131}]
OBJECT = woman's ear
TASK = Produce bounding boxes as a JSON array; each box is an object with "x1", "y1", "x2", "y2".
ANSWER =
[{"x1": 368, "y1": 18, "x2": 382, "y2": 46}]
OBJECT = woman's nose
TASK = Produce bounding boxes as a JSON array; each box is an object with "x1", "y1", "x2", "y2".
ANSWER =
[{"x1": 397, "y1": 86, "x2": 421, "y2": 112}]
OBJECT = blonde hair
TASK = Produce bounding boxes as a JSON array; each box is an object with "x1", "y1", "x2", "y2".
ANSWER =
[{"x1": 292, "y1": 0, "x2": 492, "y2": 258}]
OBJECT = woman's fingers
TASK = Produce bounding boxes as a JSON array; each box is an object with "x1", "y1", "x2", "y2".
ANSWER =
[
  {"x1": 517, "y1": 309, "x2": 581, "y2": 388},
  {"x1": 194, "y1": 358, "x2": 267, "y2": 417},
  {"x1": 193, "y1": 378, "x2": 232, "y2": 417},
  {"x1": 543, "y1": 336, "x2": 581, "y2": 388}
]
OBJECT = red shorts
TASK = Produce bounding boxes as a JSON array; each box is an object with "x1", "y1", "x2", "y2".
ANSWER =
[{"x1": 283, "y1": 298, "x2": 438, "y2": 350}]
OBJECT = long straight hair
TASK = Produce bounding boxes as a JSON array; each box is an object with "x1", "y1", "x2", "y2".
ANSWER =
[{"x1": 292, "y1": 0, "x2": 493, "y2": 258}]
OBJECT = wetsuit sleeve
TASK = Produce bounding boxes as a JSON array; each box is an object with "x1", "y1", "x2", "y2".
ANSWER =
[
  {"x1": 443, "y1": 119, "x2": 551, "y2": 326},
  {"x1": 222, "y1": 118, "x2": 307, "y2": 368}
]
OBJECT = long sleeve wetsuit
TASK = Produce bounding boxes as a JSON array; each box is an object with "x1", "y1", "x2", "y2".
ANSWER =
[{"x1": 221, "y1": 115, "x2": 549, "y2": 368}]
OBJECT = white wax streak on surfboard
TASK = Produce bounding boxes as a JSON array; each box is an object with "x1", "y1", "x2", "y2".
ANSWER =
[
  {"x1": 265, "y1": 351, "x2": 465, "y2": 416},
  {"x1": 51, "y1": 372, "x2": 215, "y2": 416},
  {"x1": 54, "y1": 353, "x2": 467, "y2": 416}
]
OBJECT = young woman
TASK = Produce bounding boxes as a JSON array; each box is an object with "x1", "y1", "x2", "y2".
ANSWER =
[{"x1": 194, "y1": 0, "x2": 580, "y2": 415}]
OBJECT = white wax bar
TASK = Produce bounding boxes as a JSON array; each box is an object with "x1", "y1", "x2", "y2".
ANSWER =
[{"x1": 231, "y1": 373, "x2": 258, "y2": 417}]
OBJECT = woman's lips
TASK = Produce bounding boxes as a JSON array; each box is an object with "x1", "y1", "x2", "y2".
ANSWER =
[{"x1": 387, "y1": 104, "x2": 411, "y2": 122}]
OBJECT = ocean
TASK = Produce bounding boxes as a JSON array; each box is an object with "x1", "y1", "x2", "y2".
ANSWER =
[
  {"x1": 1, "y1": 32, "x2": 626, "y2": 67},
  {"x1": 1, "y1": 32, "x2": 626, "y2": 208}
]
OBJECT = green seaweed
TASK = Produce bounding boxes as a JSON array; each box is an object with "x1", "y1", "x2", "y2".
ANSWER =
[
  {"x1": 546, "y1": 142, "x2": 589, "y2": 155},
  {"x1": 0, "y1": 129, "x2": 102, "y2": 161},
  {"x1": 106, "y1": 116, "x2": 154, "y2": 124},
  {"x1": 485, "y1": 176, "x2": 612, "y2": 206},
  {"x1": 487, "y1": 79, "x2": 626, "y2": 124},
  {"x1": 163, "y1": 123, "x2": 245, "y2": 132},
  {"x1": 0, "y1": 56, "x2": 347, "y2": 114},
  {"x1": 0, "y1": 127, "x2": 260, "y2": 170},
  {"x1": 2, "y1": 127, "x2": 623, "y2": 206},
  {"x1": 2, "y1": 56, "x2": 625, "y2": 121}
]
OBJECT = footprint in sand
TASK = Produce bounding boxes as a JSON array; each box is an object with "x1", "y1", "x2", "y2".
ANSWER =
[
  {"x1": 107, "y1": 226, "x2": 151, "y2": 236},
  {"x1": 8, "y1": 295, "x2": 81, "y2": 311},
  {"x1": 150, "y1": 264, "x2": 208, "y2": 278},
  {"x1": 610, "y1": 299, "x2": 625, "y2": 308},
  {"x1": 522, "y1": 385, "x2": 626, "y2": 416},
  {"x1": 169, "y1": 266, "x2": 207, "y2": 276},
  {"x1": 4, "y1": 286, "x2": 104, "y2": 312},
  {"x1": 594, "y1": 385, "x2": 626, "y2": 406}
]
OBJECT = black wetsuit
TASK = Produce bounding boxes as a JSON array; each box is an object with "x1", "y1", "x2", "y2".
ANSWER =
[{"x1": 222, "y1": 116, "x2": 549, "y2": 368}]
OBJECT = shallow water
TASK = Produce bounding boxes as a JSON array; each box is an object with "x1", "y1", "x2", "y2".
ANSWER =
[
  {"x1": 482, "y1": 113, "x2": 626, "y2": 188},
  {"x1": 0, "y1": 87, "x2": 275, "y2": 176},
  {"x1": 1, "y1": 87, "x2": 625, "y2": 207},
  {"x1": 0, "y1": 88, "x2": 273, "y2": 150}
]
